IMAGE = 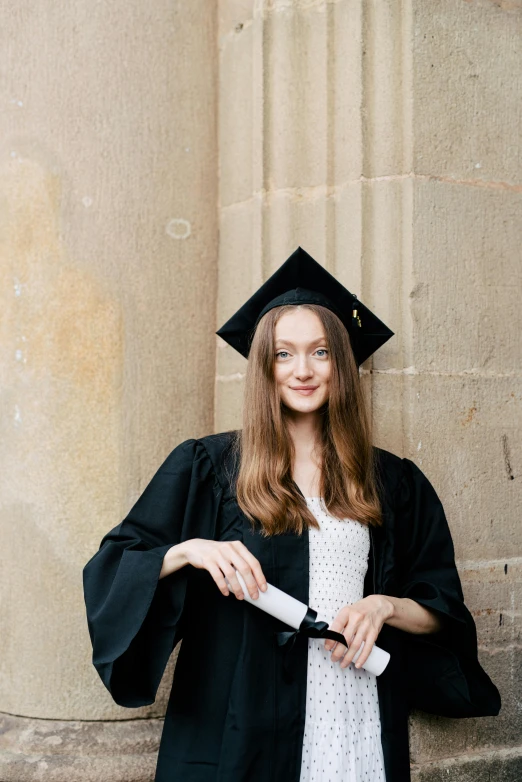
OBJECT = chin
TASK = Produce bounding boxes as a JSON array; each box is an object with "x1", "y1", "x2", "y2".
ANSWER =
[{"x1": 282, "y1": 397, "x2": 328, "y2": 414}]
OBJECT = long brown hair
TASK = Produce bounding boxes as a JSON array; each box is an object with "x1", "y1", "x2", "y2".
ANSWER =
[{"x1": 231, "y1": 303, "x2": 384, "y2": 536}]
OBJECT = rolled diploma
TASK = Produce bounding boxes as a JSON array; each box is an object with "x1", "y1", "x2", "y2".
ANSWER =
[{"x1": 226, "y1": 570, "x2": 390, "y2": 677}]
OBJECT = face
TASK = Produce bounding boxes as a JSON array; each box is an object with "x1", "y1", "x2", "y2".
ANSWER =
[{"x1": 273, "y1": 308, "x2": 331, "y2": 415}]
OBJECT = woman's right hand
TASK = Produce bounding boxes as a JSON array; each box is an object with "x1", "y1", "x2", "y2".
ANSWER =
[{"x1": 181, "y1": 538, "x2": 268, "y2": 600}]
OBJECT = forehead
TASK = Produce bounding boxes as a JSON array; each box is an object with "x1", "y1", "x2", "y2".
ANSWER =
[
  {"x1": 274, "y1": 307, "x2": 324, "y2": 329},
  {"x1": 274, "y1": 309, "x2": 326, "y2": 344}
]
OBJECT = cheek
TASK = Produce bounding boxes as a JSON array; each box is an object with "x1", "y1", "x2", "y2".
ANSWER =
[{"x1": 274, "y1": 367, "x2": 289, "y2": 386}]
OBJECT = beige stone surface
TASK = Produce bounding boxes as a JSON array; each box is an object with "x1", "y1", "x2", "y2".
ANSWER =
[
  {"x1": 0, "y1": 713, "x2": 161, "y2": 782},
  {"x1": 218, "y1": 0, "x2": 254, "y2": 42},
  {"x1": 411, "y1": 181, "x2": 522, "y2": 375},
  {"x1": 263, "y1": 6, "x2": 331, "y2": 190},
  {"x1": 399, "y1": 374, "x2": 520, "y2": 561},
  {"x1": 218, "y1": 0, "x2": 364, "y2": 204},
  {"x1": 413, "y1": 0, "x2": 522, "y2": 184},
  {"x1": 215, "y1": 375, "x2": 247, "y2": 433},
  {"x1": 359, "y1": 178, "x2": 411, "y2": 370},
  {"x1": 411, "y1": 746, "x2": 522, "y2": 782},
  {"x1": 219, "y1": 19, "x2": 255, "y2": 208},
  {"x1": 361, "y1": 0, "x2": 410, "y2": 177},
  {"x1": 1, "y1": 0, "x2": 217, "y2": 723}
]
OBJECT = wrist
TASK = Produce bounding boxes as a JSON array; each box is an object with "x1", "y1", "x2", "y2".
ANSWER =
[
  {"x1": 174, "y1": 540, "x2": 191, "y2": 566},
  {"x1": 379, "y1": 594, "x2": 396, "y2": 622},
  {"x1": 160, "y1": 541, "x2": 189, "y2": 579}
]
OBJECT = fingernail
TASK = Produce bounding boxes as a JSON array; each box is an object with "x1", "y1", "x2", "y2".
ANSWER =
[
  {"x1": 253, "y1": 592, "x2": 259, "y2": 599},
  {"x1": 261, "y1": 583, "x2": 267, "y2": 591}
]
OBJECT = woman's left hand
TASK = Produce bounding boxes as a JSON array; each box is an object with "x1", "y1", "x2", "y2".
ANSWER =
[{"x1": 325, "y1": 595, "x2": 394, "y2": 669}]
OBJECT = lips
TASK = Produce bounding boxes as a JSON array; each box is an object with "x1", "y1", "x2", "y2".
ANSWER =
[{"x1": 290, "y1": 386, "x2": 318, "y2": 395}]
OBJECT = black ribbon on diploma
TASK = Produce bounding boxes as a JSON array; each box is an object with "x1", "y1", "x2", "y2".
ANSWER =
[{"x1": 275, "y1": 607, "x2": 350, "y2": 682}]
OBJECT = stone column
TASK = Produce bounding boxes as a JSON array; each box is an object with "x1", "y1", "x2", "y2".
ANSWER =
[
  {"x1": 216, "y1": 0, "x2": 522, "y2": 779},
  {"x1": 0, "y1": 1, "x2": 217, "y2": 779}
]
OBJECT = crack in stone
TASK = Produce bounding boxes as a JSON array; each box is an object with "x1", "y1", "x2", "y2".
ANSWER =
[{"x1": 502, "y1": 434, "x2": 515, "y2": 480}]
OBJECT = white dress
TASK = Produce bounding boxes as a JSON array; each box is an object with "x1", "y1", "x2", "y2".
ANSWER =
[{"x1": 299, "y1": 498, "x2": 386, "y2": 782}]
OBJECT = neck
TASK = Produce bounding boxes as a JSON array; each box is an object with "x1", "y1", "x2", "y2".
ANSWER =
[{"x1": 284, "y1": 409, "x2": 323, "y2": 460}]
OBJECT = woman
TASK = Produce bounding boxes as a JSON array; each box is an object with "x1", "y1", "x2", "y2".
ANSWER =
[{"x1": 83, "y1": 247, "x2": 501, "y2": 782}]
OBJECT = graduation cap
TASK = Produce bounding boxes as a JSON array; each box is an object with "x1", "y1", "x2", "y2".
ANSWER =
[{"x1": 216, "y1": 246, "x2": 394, "y2": 366}]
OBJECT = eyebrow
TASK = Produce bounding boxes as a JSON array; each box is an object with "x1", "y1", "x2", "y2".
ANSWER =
[{"x1": 275, "y1": 337, "x2": 328, "y2": 347}]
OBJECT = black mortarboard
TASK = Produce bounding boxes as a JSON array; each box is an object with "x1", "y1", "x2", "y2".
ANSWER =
[{"x1": 216, "y1": 246, "x2": 394, "y2": 366}]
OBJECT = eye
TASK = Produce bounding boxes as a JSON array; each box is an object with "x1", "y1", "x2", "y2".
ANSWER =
[
  {"x1": 315, "y1": 349, "x2": 329, "y2": 357},
  {"x1": 275, "y1": 350, "x2": 289, "y2": 359}
]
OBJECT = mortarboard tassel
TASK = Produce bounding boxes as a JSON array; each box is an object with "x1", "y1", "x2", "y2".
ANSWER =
[{"x1": 352, "y1": 296, "x2": 362, "y2": 329}]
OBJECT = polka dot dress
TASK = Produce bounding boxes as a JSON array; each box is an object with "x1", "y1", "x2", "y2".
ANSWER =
[{"x1": 299, "y1": 498, "x2": 386, "y2": 782}]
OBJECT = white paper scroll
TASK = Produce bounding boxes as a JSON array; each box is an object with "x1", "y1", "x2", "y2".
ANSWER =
[{"x1": 226, "y1": 570, "x2": 390, "y2": 677}]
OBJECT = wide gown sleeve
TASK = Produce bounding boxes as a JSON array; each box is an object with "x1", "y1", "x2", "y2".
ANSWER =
[
  {"x1": 82, "y1": 438, "x2": 223, "y2": 708},
  {"x1": 395, "y1": 457, "x2": 501, "y2": 718}
]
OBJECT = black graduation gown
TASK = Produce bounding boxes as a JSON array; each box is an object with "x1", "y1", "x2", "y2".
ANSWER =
[{"x1": 82, "y1": 431, "x2": 501, "y2": 782}]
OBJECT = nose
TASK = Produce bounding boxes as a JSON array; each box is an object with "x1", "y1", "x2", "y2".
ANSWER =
[{"x1": 293, "y1": 354, "x2": 313, "y2": 380}]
